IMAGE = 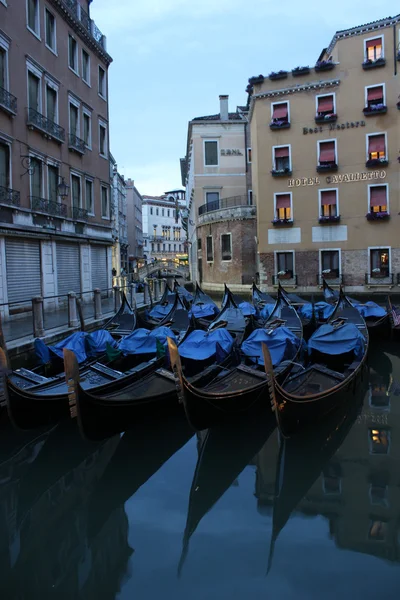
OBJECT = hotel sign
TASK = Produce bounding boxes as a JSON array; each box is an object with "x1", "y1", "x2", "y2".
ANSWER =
[
  {"x1": 303, "y1": 121, "x2": 366, "y2": 135},
  {"x1": 288, "y1": 171, "x2": 386, "y2": 187}
]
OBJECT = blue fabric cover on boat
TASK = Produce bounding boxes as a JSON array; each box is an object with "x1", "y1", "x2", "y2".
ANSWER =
[
  {"x1": 260, "y1": 304, "x2": 276, "y2": 320},
  {"x1": 300, "y1": 302, "x2": 335, "y2": 320},
  {"x1": 242, "y1": 327, "x2": 300, "y2": 367},
  {"x1": 238, "y1": 301, "x2": 256, "y2": 317},
  {"x1": 86, "y1": 329, "x2": 118, "y2": 355},
  {"x1": 354, "y1": 302, "x2": 386, "y2": 319},
  {"x1": 308, "y1": 323, "x2": 365, "y2": 360},
  {"x1": 117, "y1": 327, "x2": 176, "y2": 355},
  {"x1": 178, "y1": 329, "x2": 234, "y2": 361},
  {"x1": 189, "y1": 303, "x2": 219, "y2": 319},
  {"x1": 148, "y1": 303, "x2": 173, "y2": 319},
  {"x1": 35, "y1": 332, "x2": 88, "y2": 365}
]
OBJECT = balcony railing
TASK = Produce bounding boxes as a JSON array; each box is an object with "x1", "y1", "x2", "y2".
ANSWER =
[
  {"x1": 363, "y1": 104, "x2": 387, "y2": 116},
  {"x1": 319, "y1": 215, "x2": 341, "y2": 224},
  {"x1": 317, "y1": 273, "x2": 343, "y2": 286},
  {"x1": 27, "y1": 108, "x2": 65, "y2": 143},
  {"x1": 31, "y1": 196, "x2": 67, "y2": 218},
  {"x1": 69, "y1": 133, "x2": 86, "y2": 155},
  {"x1": 61, "y1": 0, "x2": 106, "y2": 50},
  {"x1": 0, "y1": 86, "x2": 17, "y2": 115},
  {"x1": 315, "y1": 113, "x2": 337, "y2": 124},
  {"x1": 0, "y1": 185, "x2": 20, "y2": 207},
  {"x1": 316, "y1": 162, "x2": 338, "y2": 173},
  {"x1": 365, "y1": 272, "x2": 393, "y2": 285},
  {"x1": 198, "y1": 194, "x2": 255, "y2": 216},
  {"x1": 362, "y1": 57, "x2": 386, "y2": 70},
  {"x1": 72, "y1": 206, "x2": 89, "y2": 220},
  {"x1": 272, "y1": 274, "x2": 298, "y2": 286}
]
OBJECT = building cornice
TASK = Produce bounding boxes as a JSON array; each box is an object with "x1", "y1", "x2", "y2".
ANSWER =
[
  {"x1": 326, "y1": 14, "x2": 400, "y2": 56},
  {"x1": 249, "y1": 79, "x2": 340, "y2": 121}
]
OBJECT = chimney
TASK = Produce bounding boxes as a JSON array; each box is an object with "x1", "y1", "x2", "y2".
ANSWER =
[{"x1": 219, "y1": 95, "x2": 229, "y2": 121}]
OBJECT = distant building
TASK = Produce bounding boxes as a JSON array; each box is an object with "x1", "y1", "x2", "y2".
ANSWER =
[
  {"x1": 125, "y1": 178, "x2": 144, "y2": 272},
  {"x1": 110, "y1": 155, "x2": 128, "y2": 276},
  {"x1": 142, "y1": 190, "x2": 187, "y2": 264},
  {"x1": 181, "y1": 95, "x2": 256, "y2": 291}
]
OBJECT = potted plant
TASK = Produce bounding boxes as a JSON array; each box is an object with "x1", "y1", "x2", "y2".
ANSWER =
[
  {"x1": 270, "y1": 119, "x2": 290, "y2": 130},
  {"x1": 366, "y1": 211, "x2": 390, "y2": 221},
  {"x1": 314, "y1": 60, "x2": 335, "y2": 72},
  {"x1": 271, "y1": 167, "x2": 292, "y2": 177},
  {"x1": 366, "y1": 157, "x2": 388, "y2": 168},
  {"x1": 315, "y1": 112, "x2": 337, "y2": 123},
  {"x1": 248, "y1": 74, "x2": 265, "y2": 85},
  {"x1": 277, "y1": 270, "x2": 291, "y2": 280},
  {"x1": 371, "y1": 267, "x2": 382, "y2": 278},
  {"x1": 363, "y1": 103, "x2": 387, "y2": 115},
  {"x1": 319, "y1": 214, "x2": 340, "y2": 223},
  {"x1": 317, "y1": 162, "x2": 338, "y2": 173},
  {"x1": 269, "y1": 70, "x2": 288, "y2": 81},
  {"x1": 272, "y1": 218, "x2": 293, "y2": 226},
  {"x1": 322, "y1": 268, "x2": 337, "y2": 279},
  {"x1": 292, "y1": 66, "x2": 310, "y2": 76},
  {"x1": 362, "y1": 57, "x2": 386, "y2": 70}
]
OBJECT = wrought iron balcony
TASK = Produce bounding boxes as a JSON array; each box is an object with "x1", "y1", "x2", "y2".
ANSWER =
[
  {"x1": 27, "y1": 108, "x2": 65, "y2": 143},
  {"x1": 318, "y1": 215, "x2": 341, "y2": 224},
  {"x1": 365, "y1": 272, "x2": 393, "y2": 285},
  {"x1": 362, "y1": 57, "x2": 386, "y2": 70},
  {"x1": 60, "y1": 0, "x2": 106, "y2": 50},
  {"x1": 316, "y1": 162, "x2": 338, "y2": 173},
  {"x1": 272, "y1": 274, "x2": 298, "y2": 286},
  {"x1": 317, "y1": 273, "x2": 343, "y2": 286},
  {"x1": 198, "y1": 194, "x2": 255, "y2": 216},
  {"x1": 0, "y1": 185, "x2": 20, "y2": 207},
  {"x1": 31, "y1": 196, "x2": 67, "y2": 218},
  {"x1": 0, "y1": 86, "x2": 17, "y2": 116},
  {"x1": 69, "y1": 133, "x2": 86, "y2": 155},
  {"x1": 72, "y1": 206, "x2": 89, "y2": 220}
]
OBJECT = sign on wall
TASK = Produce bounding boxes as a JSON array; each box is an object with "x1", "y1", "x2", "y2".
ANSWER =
[
  {"x1": 220, "y1": 149, "x2": 243, "y2": 156},
  {"x1": 288, "y1": 171, "x2": 386, "y2": 187},
  {"x1": 303, "y1": 121, "x2": 366, "y2": 135}
]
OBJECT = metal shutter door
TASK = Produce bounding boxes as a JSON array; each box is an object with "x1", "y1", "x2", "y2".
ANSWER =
[
  {"x1": 56, "y1": 243, "x2": 81, "y2": 296},
  {"x1": 91, "y1": 246, "x2": 108, "y2": 293},
  {"x1": 6, "y1": 239, "x2": 41, "y2": 303}
]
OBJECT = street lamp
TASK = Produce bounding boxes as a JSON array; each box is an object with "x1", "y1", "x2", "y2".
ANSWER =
[{"x1": 57, "y1": 177, "x2": 70, "y2": 199}]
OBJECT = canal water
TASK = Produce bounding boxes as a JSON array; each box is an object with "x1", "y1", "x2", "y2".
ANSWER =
[{"x1": 1, "y1": 341, "x2": 400, "y2": 599}]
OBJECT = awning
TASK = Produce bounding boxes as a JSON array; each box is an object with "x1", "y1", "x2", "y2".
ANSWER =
[
  {"x1": 275, "y1": 146, "x2": 289, "y2": 158},
  {"x1": 321, "y1": 190, "x2": 337, "y2": 206},
  {"x1": 318, "y1": 96, "x2": 334, "y2": 112},
  {"x1": 368, "y1": 134, "x2": 385, "y2": 153},
  {"x1": 367, "y1": 86, "x2": 383, "y2": 101},
  {"x1": 366, "y1": 38, "x2": 381, "y2": 48},
  {"x1": 272, "y1": 103, "x2": 288, "y2": 119},
  {"x1": 370, "y1": 186, "x2": 387, "y2": 207},
  {"x1": 319, "y1": 142, "x2": 335, "y2": 162},
  {"x1": 276, "y1": 194, "x2": 291, "y2": 208}
]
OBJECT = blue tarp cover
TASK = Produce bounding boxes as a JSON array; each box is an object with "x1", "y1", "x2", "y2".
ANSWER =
[
  {"x1": 308, "y1": 323, "x2": 365, "y2": 360},
  {"x1": 242, "y1": 327, "x2": 300, "y2": 367},
  {"x1": 87, "y1": 330, "x2": 118, "y2": 355},
  {"x1": 148, "y1": 303, "x2": 173, "y2": 319},
  {"x1": 300, "y1": 302, "x2": 335, "y2": 320},
  {"x1": 238, "y1": 301, "x2": 257, "y2": 317},
  {"x1": 178, "y1": 329, "x2": 234, "y2": 361},
  {"x1": 260, "y1": 304, "x2": 276, "y2": 320},
  {"x1": 354, "y1": 302, "x2": 386, "y2": 319},
  {"x1": 35, "y1": 332, "x2": 88, "y2": 365},
  {"x1": 189, "y1": 303, "x2": 219, "y2": 319},
  {"x1": 117, "y1": 327, "x2": 176, "y2": 355}
]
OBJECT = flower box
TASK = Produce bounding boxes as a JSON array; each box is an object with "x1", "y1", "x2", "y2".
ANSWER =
[
  {"x1": 314, "y1": 61, "x2": 335, "y2": 72},
  {"x1": 318, "y1": 215, "x2": 341, "y2": 224},
  {"x1": 363, "y1": 104, "x2": 387, "y2": 116},
  {"x1": 371, "y1": 270, "x2": 389, "y2": 279},
  {"x1": 322, "y1": 271, "x2": 339, "y2": 280},
  {"x1": 292, "y1": 66, "x2": 310, "y2": 77},
  {"x1": 278, "y1": 271, "x2": 293, "y2": 280},
  {"x1": 366, "y1": 212, "x2": 390, "y2": 221},
  {"x1": 248, "y1": 75, "x2": 265, "y2": 85},
  {"x1": 316, "y1": 163, "x2": 338, "y2": 173},
  {"x1": 269, "y1": 70, "x2": 288, "y2": 81},
  {"x1": 365, "y1": 158, "x2": 388, "y2": 168},
  {"x1": 271, "y1": 169, "x2": 292, "y2": 177},
  {"x1": 272, "y1": 218, "x2": 293, "y2": 226},
  {"x1": 315, "y1": 113, "x2": 337, "y2": 123},
  {"x1": 362, "y1": 58, "x2": 386, "y2": 70},
  {"x1": 269, "y1": 121, "x2": 290, "y2": 130}
]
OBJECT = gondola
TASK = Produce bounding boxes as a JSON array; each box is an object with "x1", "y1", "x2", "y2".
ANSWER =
[
  {"x1": 145, "y1": 282, "x2": 175, "y2": 323},
  {"x1": 190, "y1": 282, "x2": 219, "y2": 321},
  {"x1": 221, "y1": 283, "x2": 256, "y2": 317},
  {"x1": 2, "y1": 293, "x2": 192, "y2": 430},
  {"x1": 277, "y1": 283, "x2": 316, "y2": 340},
  {"x1": 178, "y1": 409, "x2": 276, "y2": 575},
  {"x1": 387, "y1": 296, "x2": 400, "y2": 335},
  {"x1": 263, "y1": 289, "x2": 369, "y2": 437},
  {"x1": 168, "y1": 288, "x2": 303, "y2": 431},
  {"x1": 173, "y1": 279, "x2": 194, "y2": 303},
  {"x1": 252, "y1": 282, "x2": 275, "y2": 307},
  {"x1": 266, "y1": 389, "x2": 363, "y2": 574}
]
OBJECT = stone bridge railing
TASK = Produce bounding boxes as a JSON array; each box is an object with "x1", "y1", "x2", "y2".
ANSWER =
[{"x1": 137, "y1": 260, "x2": 189, "y2": 279}]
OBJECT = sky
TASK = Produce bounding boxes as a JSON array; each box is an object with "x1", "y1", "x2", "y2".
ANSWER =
[{"x1": 90, "y1": 1, "x2": 399, "y2": 196}]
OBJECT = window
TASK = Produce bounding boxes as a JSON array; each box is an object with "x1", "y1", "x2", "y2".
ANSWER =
[
  {"x1": 153, "y1": 226, "x2": 157, "y2": 237},
  {"x1": 367, "y1": 134, "x2": 386, "y2": 161},
  {"x1": 167, "y1": 209, "x2": 170, "y2": 217},
  {"x1": 316, "y1": 94, "x2": 335, "y2": 117},
  {"x1": 369, "y1": 482, "x2": 388, "y2": 507},
  {"x1": 150, "y1": 207, "x2": 153, "y2": 215},
  {"x1": 156, "y1": 208, "x2": 159, "y2": 216},
  {"x1": 248, "y1": 190, "x2": 253, "y2": 205},
  {"x1": 83, "y1": 111, "x2": 91, "y2": 148},
  {"x1": 206, "y1": 236, "x2": 213, "y2": 262},
  {"x1": 151, "y1": 243, "x2": 154, "y2": 252},
  {"x1": 318, "y1": 140, "x2": 337, "y2": 167},
  {"x1": 0, "y1": 141, "x2": 11, "y2": 189},
  {"x1": 47, "y1": 164, "x2": 58, "y2": 203},
  {"x1": 82, "y1": 50, "x2": 90, "y2": 84},
  {"x1": 169, "y1": 243, "x2": 171, "y2": 251},
  {"x1": 369, "y1": 185, "x2": 388, "y2": 214},
  {"x1": 69, "y1": 102, "x2": 79, "y2": 137},
  {"x1": 368, "y1": 520, "x2": 386, "y2": 541},
  {"x1": 174, "y1": 243, "x2": 176, "y2": 252},
  {"x1": 99, "y1": 121, "x2": 107, "y2": 157},
  {"x1": 29, "y1": 157, "x2": 42, "y2": 198},
  {"x1": 369, "y1": 248, "x2": 390, "y2": 279},
  {"x1": 366, "y1": 85, "x2": 384, "y2": 108},
  {"x1": 98, "y1": 66, "x2": 106, "y2": 98},
  {"x1": 276, "y1": 252, "x2": 294, "y2": 278},
  {"x1": 365, "y1": 36, "x2": 383, "y2": 61},
  {"x1": 273, "y1": 146, "x2": 291, "y2": 172},
  {"x1": 179, "y1": 244, "x2": 182, "y2": 252},
  {"x1": 162, "y1": 243, "x2": 165, "y2": 251},
  {"x1": 204, "y1": 140, "x2": 218, "y2": 166},
  {"x1": 45, "y1": 9, "x2": 56, "y2": 52},
  {"x1": 71, "y1": 174, "x2": 81, "y2": 209},
  {"x1": 369, "y1": 382, "x2": 390, "y2": 408},
  {"x1": 27, "y1": 0, "x2": 39, "y2": 36},
  {"x1": 85, "y1": 179, "x2": 93, "y2": 213},
  {"x1": 28, "y1": 70, "x2": 40, "y2": 112},
  {"x1": 205, "y1": 191, "x2": 219, "y2": 209},
  {"x1": 321, "y1": 250, "x2": 340, "y2": 277},
  {"x1": 320, "y1": 189, "x2": 338, "y2": 218},
  {"x1": 247, "y1": 148, "x2": 252, "y2": 163},
  {"x1": 101, "y1": 185, "x2": 109, "y2": 218},
  {"x1": 68, "y1": 35, "x2": 78, "y2": 73},
  {"x1": 157, "y1": 243, "x2": 161, "y2": 252},
  {"x1": 322, "y1": 463, "x2": 341, "y2": 495},
  {"x1": 369, "y1": 428, "x2": 390, "y2": 454},
  {"x1": 162, "y1": 209, "x2": 164, "y2": 216},
  {"x1": 221, "y1": 234, "x2": 232, "y2": 261},
  {"x1": 0, "y1": 45, "x2": 8, "y2": 91},
  {"x1": 271, "y1": 102, "x2": 289, "y2": 125},
  {"x1": 166, "y1": 228, "x2": 170, "y2": 240},
  {"x1": 275, "y1": 193, "x2": 291, "y2": 221},
  {"x1": 46, "y1": 85, "x2": 57, "y2": 123}
]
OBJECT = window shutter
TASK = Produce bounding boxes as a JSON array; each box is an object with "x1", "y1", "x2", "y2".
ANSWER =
[
  {"x1": 276, "y1": 194, "x2": 291, "y2": 208},
  {"x1": 321, "y1": 190, "x2": 337, "y2": 205},
  {"x1": 370, "y1": 186, "x2": 387, "y2": 207},
  {"x1": 272, "y1": 103, "x2": 288, "y2": 119},
  {"x1": 319, "y1": 142, "x2": 335, "y2": 162},
  {"x1": 274, "y1": 147, "x2": 289, "y2": 158},
  {"x1": 368, "y1": 135, "x2": 385, "y2": 153},
  {"x1": 367, "y1": 86, "x2": 383, "y2": 101}
]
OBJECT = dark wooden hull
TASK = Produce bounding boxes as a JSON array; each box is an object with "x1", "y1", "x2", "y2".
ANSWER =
[{"x1": 366, "y1": 314, "x2": 390, "y2": 338}]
